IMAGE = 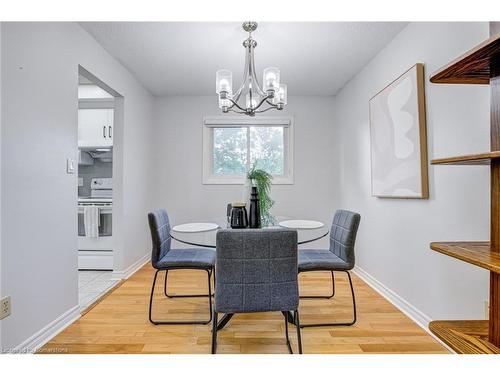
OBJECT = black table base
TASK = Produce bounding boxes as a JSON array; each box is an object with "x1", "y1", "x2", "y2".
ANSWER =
[{"x1": 216, "y1": 313, "x2": 234, "y2": 331}]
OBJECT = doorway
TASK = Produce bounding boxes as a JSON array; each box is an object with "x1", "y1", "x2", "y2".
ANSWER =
[{"x1": 76, "y1": 67, "x2": 121, "y2": 310}]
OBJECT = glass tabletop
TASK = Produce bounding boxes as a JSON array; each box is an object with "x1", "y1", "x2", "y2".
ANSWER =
[{"x1": 170, "y1": 216, "x2": 329, "y2": 248}]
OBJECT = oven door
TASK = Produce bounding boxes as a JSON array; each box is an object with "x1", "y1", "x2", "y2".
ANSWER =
[{"x1": 78, "y1": 203, "x2": 113, "y2": 251}]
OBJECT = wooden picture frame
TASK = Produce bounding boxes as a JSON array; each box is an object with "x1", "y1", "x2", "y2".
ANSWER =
[{"x1": 369, "y1": 63, "x2": 429, "y2": 199}]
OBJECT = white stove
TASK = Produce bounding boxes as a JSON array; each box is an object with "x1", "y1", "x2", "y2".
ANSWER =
[
  {"x1": 90, "y1": 177, "x2": 112, "y2": 197},
  {"x1": 78, "y1": 197, "x2": 113, "y2": 204},
  {"x1": 78, "y1": 177, "x2": 113, "y2": 203},
  {"x1": 78, "y1": 177, "x2": 113, "y2": 270}
]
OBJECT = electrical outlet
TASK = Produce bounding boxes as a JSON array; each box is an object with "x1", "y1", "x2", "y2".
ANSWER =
[
  {"x1": 0, "y1": 296, "x2": 11, "y2": 320},
  {"x1": 485, "y1": 300, "x2": 490, "y2": 320}
]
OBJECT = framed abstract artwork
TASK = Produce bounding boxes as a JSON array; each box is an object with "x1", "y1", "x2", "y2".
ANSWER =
[{"x1": 369, "y1": 63, "x2": 429, "y2": 199}]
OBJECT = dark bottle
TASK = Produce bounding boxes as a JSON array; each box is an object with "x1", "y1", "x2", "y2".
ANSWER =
[
  {"x1": 230, "y1": 203, "x2": 248, "y2": 229},
  {"x1": 226, "y1": 203, "x2": 233, "y2": 227},
  {"x1": 249, "y1": 186, "x2": 261, "y2": 228}
]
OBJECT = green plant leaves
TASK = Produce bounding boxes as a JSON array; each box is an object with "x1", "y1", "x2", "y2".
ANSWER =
[{"x1": 247, "y1": 164, "x2": 274, "y2": 220}]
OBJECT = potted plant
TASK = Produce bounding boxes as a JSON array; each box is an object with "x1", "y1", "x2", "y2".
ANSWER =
[{"x1": 247, "y1": 163, "x2": 275, "y2": 224}]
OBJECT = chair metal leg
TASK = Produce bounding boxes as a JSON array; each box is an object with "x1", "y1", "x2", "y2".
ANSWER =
[
  {"x1": 283, "y1": 311, "x2": 302, "y2": 354},
  {"x1": 148, "y1": 269, "x2": 160, "y2": 325},
  {"x1": 164, "y1": 269, "x2": 214, "y2": 298},
  {"x1": 211, "y1": 310, "x2": 218, "y2": 354},
  {"x1": 300, "y1": 271, "x2": 357, "y2": 328},
  {"x1": 283, "y1": 311, "x2": 293, "y2": 354},
  {"x1": 295, "y1": 310, "x2": 303, "y2": 354},
  {"x1": 149, "y1": 269, "x2": 213, "y2": 325},
  {"x1": 213, "y1": 310, "x2": 303, "y2": 353},
  {"x1": 300, "y1": 271, "x2": 335, "y2": 299},
  {"x1": 207, "y1": 269, "x2": 213, "y2": 322}
]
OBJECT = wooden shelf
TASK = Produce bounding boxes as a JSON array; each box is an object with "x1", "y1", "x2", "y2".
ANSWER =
[
  {"x1": 430, "y1": 242, "x2": 500, "y2": 273},
  {"x1": 430, "y1": 32, "x2": 500, "y2": 84},
  {"x1": 431, "y1": 151, "x2": 500, "y2": 165},
  {"x1": 429, "y1": 320, "x2": 500, "y2": 354},
  {"x1": 429, "y1": 24, "x2": 500, "y2": 351}
]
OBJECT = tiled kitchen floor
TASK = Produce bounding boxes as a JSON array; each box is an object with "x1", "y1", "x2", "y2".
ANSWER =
[{"x1": 78, "y1": 271, "x2": 117, "y2": 310}]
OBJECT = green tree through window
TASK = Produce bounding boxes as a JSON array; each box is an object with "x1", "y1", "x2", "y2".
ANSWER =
[
  {"x1": 213, "y1": 128, "x2": 247, "y2": 175},
  {"x1": 213, "y1": 126, "x2": 284, "y2": 176}
]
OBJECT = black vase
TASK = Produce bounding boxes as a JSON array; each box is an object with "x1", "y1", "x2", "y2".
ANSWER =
[
  {"x1": 249, "y1": 186, "x2": 261, "y2": 228},
  {"x1": 230, "y1": 204, "x2": 248, "y2": 229}
]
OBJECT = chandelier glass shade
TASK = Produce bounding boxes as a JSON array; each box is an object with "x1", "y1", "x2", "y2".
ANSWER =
[{"x1": 215, "y1": 22, "x2": 287, "y2": 116}]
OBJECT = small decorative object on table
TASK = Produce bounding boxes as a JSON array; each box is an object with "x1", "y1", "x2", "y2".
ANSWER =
[
  {"x1": 247, "y1": 164, "x2": 274, "y2": 225},
  {"x1": 249, "y1": 186, "x2": 261, "y2": 228},
  {"x1": 172, "y1": 223, "x2": 219, "y2": 232},
  {"x1": 279, "y1": 220, "x2": 324, "y2": 230},
  {"x1": 226, "y1": 203, "x2": 232, "y2": 227},
  {"x1": 230, "y1": 202, "x2": 248, "y2": 229}
]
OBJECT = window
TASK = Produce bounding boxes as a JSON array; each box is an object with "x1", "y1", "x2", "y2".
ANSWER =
[{"x1": 203, "y1": 117, "x2": 294, "y2": 184}]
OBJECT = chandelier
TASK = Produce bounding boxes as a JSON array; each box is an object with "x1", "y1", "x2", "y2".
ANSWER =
[{"x1": 215, "y1": 21, "x2": 287, "y2": 116}]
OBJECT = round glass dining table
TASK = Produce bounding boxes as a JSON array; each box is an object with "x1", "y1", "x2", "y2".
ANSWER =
[
  {"x1": 170, "y1": 216, "x2": 328, "y2": 331},
  {"x1": 170, "y1": 216, "x2": 329, "y2": 248}
]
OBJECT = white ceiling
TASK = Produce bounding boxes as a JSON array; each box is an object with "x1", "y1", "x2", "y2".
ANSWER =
[{"x1": 80, "y1": 22, "x2": 407, "y2": 97}]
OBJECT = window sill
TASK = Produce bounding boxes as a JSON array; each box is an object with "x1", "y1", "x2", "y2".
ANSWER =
[{"x1": 202, "y1": 176, "x2": 294, "y2": 185}]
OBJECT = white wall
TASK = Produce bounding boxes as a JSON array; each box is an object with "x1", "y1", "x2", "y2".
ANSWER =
[
  {"x1": 0, "y1": 20, "x2": 491, "y2": 350},
  {"x1": 333, "y1": 22, "x2": 491, "y2": 321},
  {"x1": 78, "y1": 84, "x2": 114, "y2": 99},
  {"x1": 152, "y1": 96, "x2": 338, "y2": 249},
  {"x1": 0, "y1": 22, "x2": 154, "y2": 349},
  {"x1": 0, "y1": 22, "x2": 3, "y2": 349}
]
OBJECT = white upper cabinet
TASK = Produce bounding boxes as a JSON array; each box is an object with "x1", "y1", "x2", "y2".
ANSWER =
[{"x1": 78, "y1": 108, "x2": 114, "y2": 148}]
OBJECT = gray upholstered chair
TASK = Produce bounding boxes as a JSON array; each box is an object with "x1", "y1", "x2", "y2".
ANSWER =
[
  {"x1": 211, "y1": 229, "x2": 302, "y2": 354},
  {"x1": 298, "y1": 209, "x2": 360, "y2": 328},
  {"x1": 147, "y1": 209, "x2": 215, "y2": 325}
]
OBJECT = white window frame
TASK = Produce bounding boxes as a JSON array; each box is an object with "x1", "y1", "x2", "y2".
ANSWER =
[{"x1": 202, "y1": 116, "x2": 294, "y2": 185}]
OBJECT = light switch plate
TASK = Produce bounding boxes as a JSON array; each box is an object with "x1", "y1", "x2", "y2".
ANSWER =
[
  {"x1": 78, "y1": 177, "x2": 84, "y2": 187},
  {"x1": 67, "y1": 158, "x2": 76, "y2": 174}
]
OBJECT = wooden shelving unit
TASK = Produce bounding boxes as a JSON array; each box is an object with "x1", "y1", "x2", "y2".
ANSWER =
[
  {"x1": 429, "y1": 23, "x2": 500, "y2": 354},
  {"x1": 430, "y1": 32, "x2": 500, "y2": 84},
  {"x1": 431, "y1": 151, "x2": 500, "y2": 165},
  {"x1": 430, "y1": 242, "x2": 500, "y2": 273},
  {"x1": 429, "y1": 321, "x2": 500, "y2": 354}
]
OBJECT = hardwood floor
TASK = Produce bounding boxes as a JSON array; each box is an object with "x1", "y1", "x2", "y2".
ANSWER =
[{"x1": 39, "y1": 264, "x2": 447, "y2": 354}]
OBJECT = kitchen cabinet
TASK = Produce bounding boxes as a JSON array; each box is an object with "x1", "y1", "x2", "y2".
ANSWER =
[{"x1": 78, "y1": 108, "x2": 114, "y2": 148}]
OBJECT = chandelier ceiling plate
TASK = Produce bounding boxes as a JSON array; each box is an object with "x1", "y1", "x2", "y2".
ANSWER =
[{"x1": 242, "y1": 21, "x2": 258, "y2": 33}]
